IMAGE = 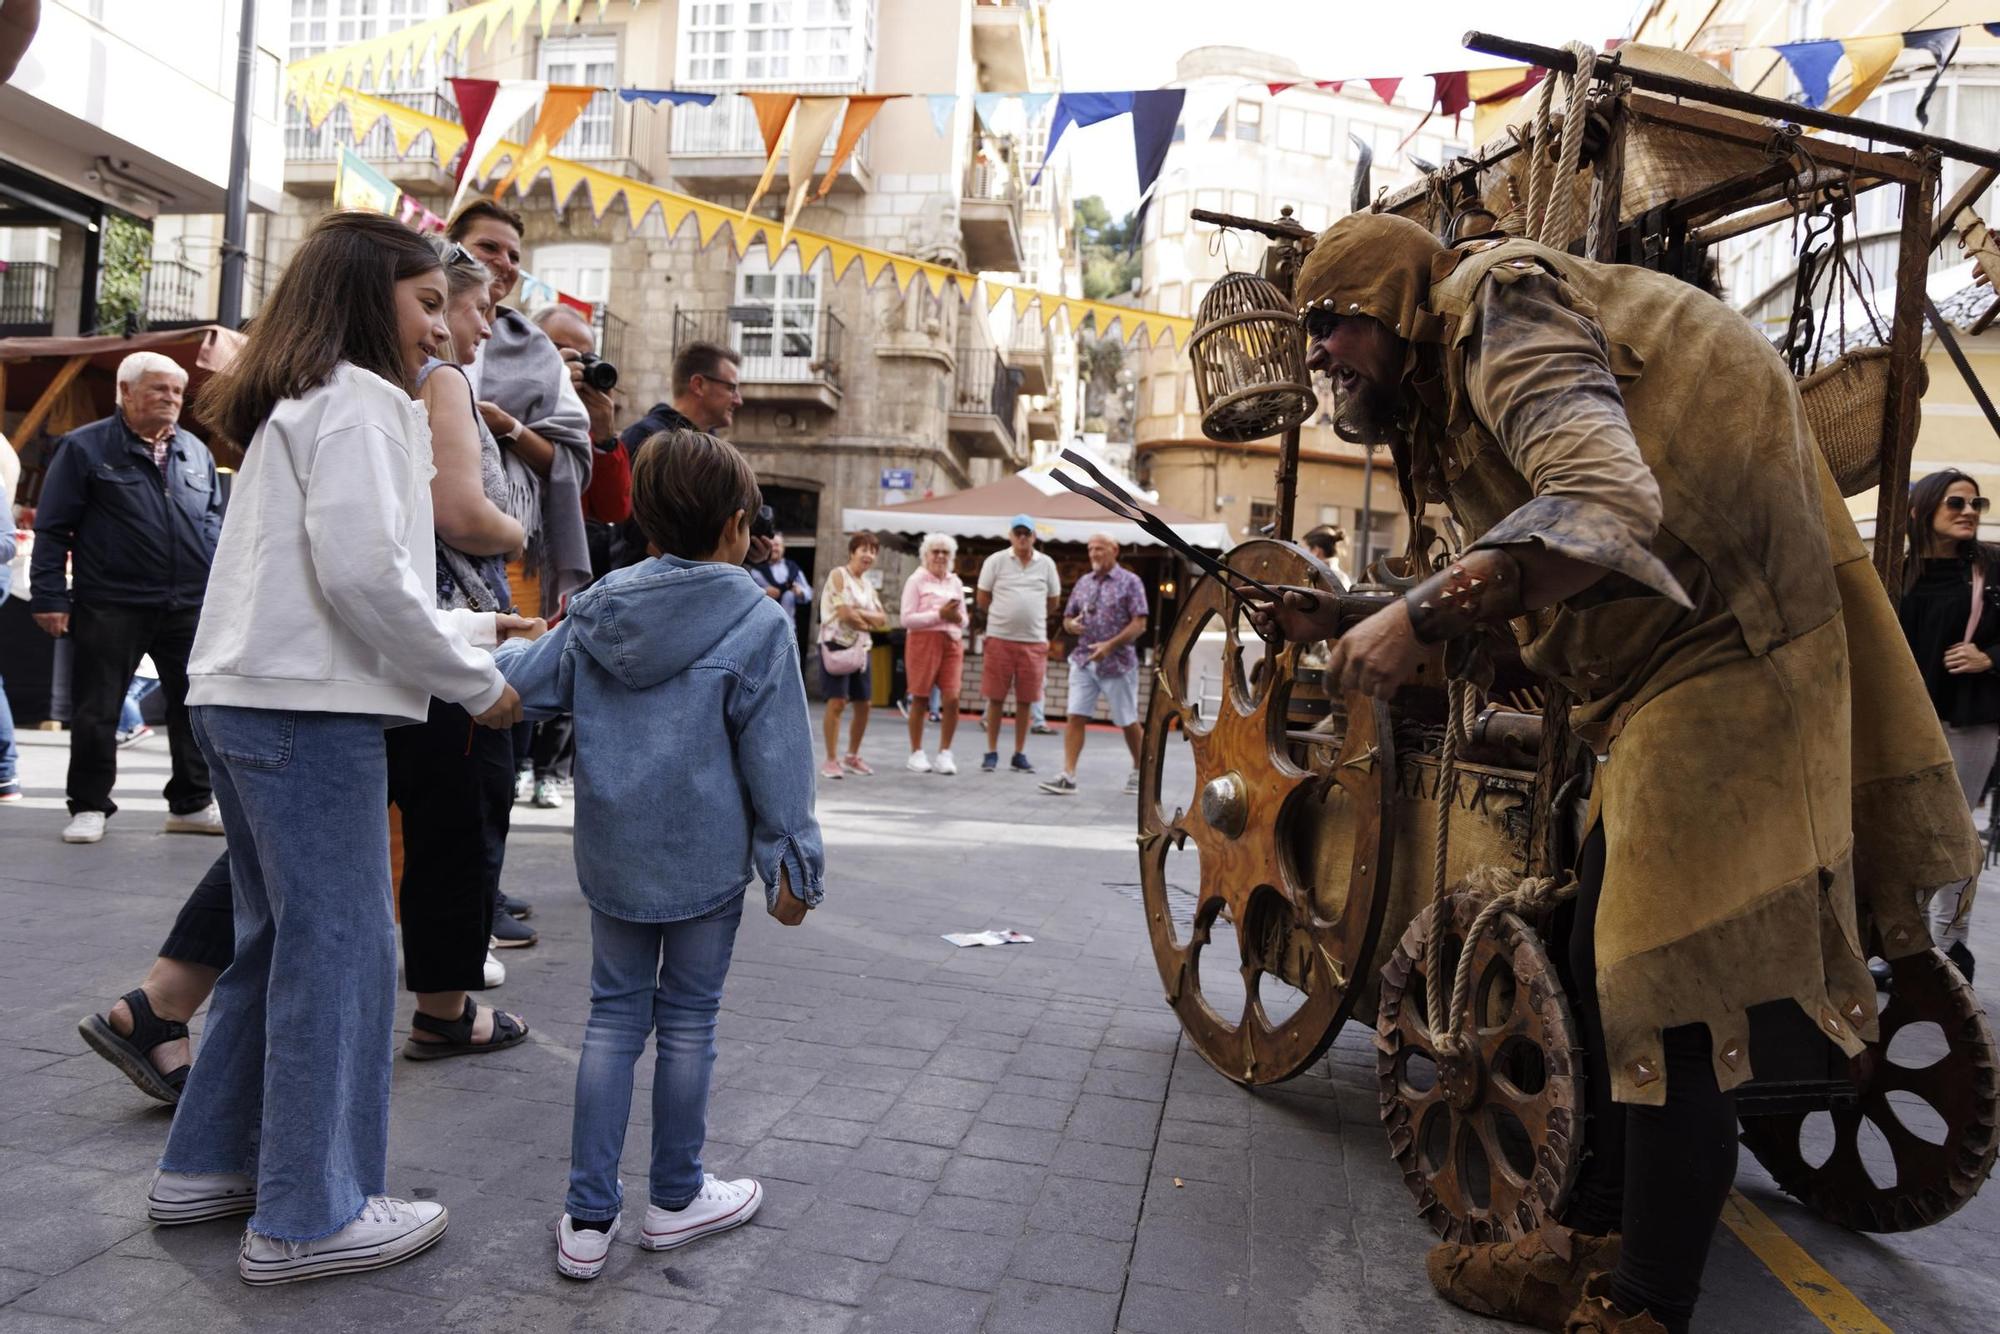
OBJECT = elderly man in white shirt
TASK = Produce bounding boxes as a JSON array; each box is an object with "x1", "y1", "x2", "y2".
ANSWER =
[{"x1": 974, "y1": 515, "x2": 1061, "y2": 773}]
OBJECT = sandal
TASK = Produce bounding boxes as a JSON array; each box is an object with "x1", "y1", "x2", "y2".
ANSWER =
[
  {"x1": 78, "y1": 989, "x2": 190, "y2": 1105},
  {"x1": 402, "y1": 996, "x2": 529, "y2": 1061}
]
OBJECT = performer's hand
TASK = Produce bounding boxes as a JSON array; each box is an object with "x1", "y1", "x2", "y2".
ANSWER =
[
  {"x1": 1945, "y1": 641, "x2": 1993, "y2": 674},
  {"x1": 1326, "y1": 600, "x2": 1425, "y2": 700},
  {"x1": 1240, "y1": 585, "x2": 1336, "y2": 645}
]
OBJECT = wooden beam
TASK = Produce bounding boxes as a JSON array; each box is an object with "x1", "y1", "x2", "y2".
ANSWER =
[
  {"x1": 1932, "y1": 166, "x2": 1999, "y2": 250},
  {"x1": 12, "y1": 354, "x2": 87, "y2": 446},
  {"x1": 1872, "y1": 162, "x2": 1939, "y2": 601}
]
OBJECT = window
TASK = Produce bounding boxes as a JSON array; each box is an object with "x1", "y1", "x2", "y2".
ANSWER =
[
  {"x1": 1150, "y1": 374, "x2": 1177, "y2": 417},
  {"x1": 1276, "y1": 107, "x2": 1332, "y2": 155},
  {"x1": 732, "y1": 249, "x2": 824, "y2": 381},
  {"x1": 680, "y1": 0, "x2": 875, "y2": 84},
  {"x1": 1317, "y1": 505, "x2": 1342, "y2": 527},
  {"x1": 1235, "y1": 100, "x2": 1262, "y2": 143},
  {"x1": 1229, "y1": 190, "x2": 1257, "y2": 217},
  {"x1": 532, "y1": 243, "x2": 612, "y2": 307},
  {"x1": 540, "y1": 36, "x2": 618, "y2": 159},
  {"x1": 1194, "y1": 187, "x2": 1223, "y2": 216},
  {"x1": 1158, "y1": 281, "x2": 1184, "y2": 315},
  {"x1": 1161, "y1": 192, "x2": 1187, "y2": 235},
  {"x1": 1374, "y1": 124, "x2": 1400, "y2": 159},
  {"x1": 1247, "y1": 499, "x2": 1276, "y2": 535}
]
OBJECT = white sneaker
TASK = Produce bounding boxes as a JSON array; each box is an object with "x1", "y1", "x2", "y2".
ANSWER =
[
  {"x1": 164, "y1": 803, "x2": 226, "y2": 836},
  {"x1": 532, "y1": 778, "x2": 563, "y2": 809},
  {"x1": 148, "y1": 1169, "x2": 257, "y2": 1225},
  {"x1": 513, "y1": 771, "x2": 534, "y2": 804},
  {"x1": 639, "y1": 1176, "x2": 762, "y2": 1251},
  {"x1": 238, "y1": 1195, "x2": 447, "y2": 1286},
  {"x1": 905, "y1": 751, "x2": 933, "y2": 773},
  {"x1": 556, "y1": 1212, "x2": 620, "y2": 1280},
  {"x1": 483, "y1": 950, "x2": 506, "y2": 988},
  {"x1": 1125, "y1": 768, "x2": 1142, "y2": 795},
  {"x1": 934, "y1": 750, "x2": 958, "y2": 776},
  {"x1": 62, "y1": 811, "x2": 106, "y2": 844}
]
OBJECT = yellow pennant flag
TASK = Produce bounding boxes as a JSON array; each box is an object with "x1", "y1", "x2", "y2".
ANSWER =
[
  {"x1": 1828, "y1": 35, "x2": 1903, "y2": 117},
  {"x1": 780, "y1": 96, "x2": 847, "y2": 250},
  {"x1": 499, "y1": 85, "x2": 598, "y2": 196}
]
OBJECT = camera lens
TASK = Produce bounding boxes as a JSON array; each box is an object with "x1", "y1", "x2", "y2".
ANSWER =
[{"x1": 581, "y1": 355, "x2": 619, "y2": 391}]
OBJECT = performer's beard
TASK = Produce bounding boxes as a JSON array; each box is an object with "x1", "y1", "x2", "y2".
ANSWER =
[{"x1": 1330, "y1": 375, "x2": 1404, "y2": 446}]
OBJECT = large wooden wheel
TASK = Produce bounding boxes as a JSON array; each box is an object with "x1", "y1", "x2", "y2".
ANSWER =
[
  {"x1": 1138, "y1": 540, "x2": 1395, "y2": 1085},
  {"x1": 1739, "y1": 947, "x2": 2000, "y2": 1231},
  {"x1": 1375, "y1": 892, "x2": 1586, "y2": 1243}
]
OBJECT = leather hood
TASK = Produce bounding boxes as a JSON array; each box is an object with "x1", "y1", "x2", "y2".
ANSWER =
[{"x1": 1293, "y1": 212, "x2": 1454, "y2": 345}]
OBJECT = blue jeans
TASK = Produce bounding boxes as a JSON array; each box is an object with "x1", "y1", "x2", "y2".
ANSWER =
[
  {"x1": 120, "y1": 676, "x2": 158, "y2": 735},
  {"x1": 0, "y1": 665, "x2": 15, "y2": 785},
  {"x1": 161, "y1": 706, "x2": 396, "y2": 1242},
  {"x1": 568, "y1": 896, "x2": 746, "y2": 1222}
]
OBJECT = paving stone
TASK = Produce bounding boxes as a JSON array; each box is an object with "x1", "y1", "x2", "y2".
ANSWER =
[
  {"x1": 900, "y1": 1074, "x2": 995, "y2": 1112},
  {"x1": 714, "y1": 1288, "x2": 858, "y2": 1334},
  {"x1": 982, "y1": 1277, "x2": 1122, "y2": 1334},
  {"x1": 884, "y1": 1225, "x2": 1014, "y2": 1290},
  {"x1": 915, "y1": 1193, "x2": 1031, "y2": 1238},
  {"x1": 873, "y1": 1102, "x2": 976, "y2": 1148},
  {"x1": 772, "y1": 1114, "x2": 876, "y2": 1148},
  {"x1": 1117, "y1": 1278, "x2": 1250, "y2": 1334},
  {"x1": 1062, "y1": 1093, "x2": 1159, "y2": 1149},
  {"x1": 1048, "y1": 1137, "x2": 1154, "y2": 1187},
  {"x1": 850, "y1": 1276, "x2": 989, "y2": 1334},
  {"x1": 935, "y1": 1156, "x2": 1045, "y2": 1206},
  {"x1": 959, "y1": 1122, "x2": 1061, "y2": 1167},
  {"x1": 1004, "y1": 1228, "x2": 1129, "y2": 1293},
  {"x1": 921, "y1": 1045, "x2": 1014, "y2": 1083},
  {"x1": 977, "y1": 1092, "x2": 1072, "y2": 1132},
  {"x1": 1027, "y1": 1175, "x2": 1145, "y2": 1242},
  {"x1": 1127, "y1": 1220, "x2": 1252, "y2": 1293},
  {"x1": 736, "y1": 1138, "x2": 855, "y2": 1186},
  {"x1": 846, "y1": 1138, "x2": 954, "y2": 1181},
  {"x1": 1006, "y1": 1043, "x2": 1095, "y2": 1083},
  {"x1": 761, "y1": 1246, "x2": 884, "y2": 1305},
  {"x1": 804, "y1": 1084, "x2": 902, "y2": 1123},
  {"x1": 822, "y1": 1168, "x2": 938, "y2": 1217},
  {"x1": 793, "y1": 1201, "x2": 915, "y2": 1263},
  {"x1": 1141, "y1": 1171, "x2": 1249, "y2": 1226},
  {"x1": 1081, "y1": 1064, "x2": 1168, "y2": 1102}
]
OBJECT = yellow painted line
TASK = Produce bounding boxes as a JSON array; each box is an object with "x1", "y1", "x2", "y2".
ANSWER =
[{"x1": 1719, "y1": 1191, "x2": 1893, "y2": 1334}]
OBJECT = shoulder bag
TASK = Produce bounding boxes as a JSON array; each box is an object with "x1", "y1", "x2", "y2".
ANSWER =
[{"x1": 819, "y1": 568, "x2": 871, "y2": 675}]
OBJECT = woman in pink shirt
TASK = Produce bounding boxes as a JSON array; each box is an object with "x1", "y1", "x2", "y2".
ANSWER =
[{"x1": 900, "y1": 533, "x2": 967, "y2": 774}]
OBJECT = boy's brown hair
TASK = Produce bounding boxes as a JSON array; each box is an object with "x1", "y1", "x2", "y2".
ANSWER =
[{"x1": 631, "y1": 428, "x2": 763, "y2": 560}]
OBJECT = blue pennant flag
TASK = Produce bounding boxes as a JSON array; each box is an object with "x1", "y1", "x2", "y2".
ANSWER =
[
  {"x1": 926, "y1": 93, "x2": 957, "y2": 138},
  {"x1": 1772, "y1": 39, "x2": 1843, "y2": 109},
  {"x1": 972, "y1": 92, "x2": 1011, "y2": 131},
  {"x1": 1904, "y1": 28, "x2": 1962, "y2": 126},
  {"x1": 618, "y1": 88, "x2": 718, "y2": 107},
  {"x1": 1125, "y1": 88, "x2": 1188, "y2": 247},
  {"x1": 1036, "y1": 91, "x2": 1136, "y2": 184},
  {"x1": 1018, "y1": 91, "x2": 1053, "y2": 124}
]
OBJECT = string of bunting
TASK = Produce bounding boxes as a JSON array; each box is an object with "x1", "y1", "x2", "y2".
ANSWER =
[{"x1": 301, "y1": 83, "x2": 1194, "y2": 349}]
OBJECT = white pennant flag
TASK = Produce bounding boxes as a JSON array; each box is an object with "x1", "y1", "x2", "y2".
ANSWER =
[{"x1": 449, "y1": 79, "x2": 547, "y2": 219}]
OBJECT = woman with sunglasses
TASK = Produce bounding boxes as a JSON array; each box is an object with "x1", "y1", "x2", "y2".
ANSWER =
[{"x1": 1897, "y1": 469, "x2": 2000, "y2": 982}]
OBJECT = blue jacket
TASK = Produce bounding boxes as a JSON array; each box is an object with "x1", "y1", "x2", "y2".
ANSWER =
[
  {"x1": 30, "y1": 414, "x2": 222, "y2": 613},
  {"x1": 494, "y1": 554, "x2": 825, "y2": 922}
]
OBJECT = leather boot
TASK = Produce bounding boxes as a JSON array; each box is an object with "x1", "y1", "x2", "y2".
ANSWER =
[
  {"x1": 1564, "y1": 1271, "x2": 1671, "y2": 1332},
  {"x1": 1426, "y1": 1223, "x2": 1623, "y2": 1331}
]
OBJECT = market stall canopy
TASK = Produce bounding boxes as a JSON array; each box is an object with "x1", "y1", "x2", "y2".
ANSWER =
[
  {"x1": 0, "y1": 325, "x2": 245, "y2": 408},
  {"x1": 844, "y1": 463, "x2": 1231, "y2": 550}
]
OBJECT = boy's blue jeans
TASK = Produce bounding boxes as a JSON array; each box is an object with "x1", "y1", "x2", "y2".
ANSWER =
[
  {"x1": 120, "y1": 676, "x2": 158, "y2": 735},
  {"x1": 567, "y1": 896, "x2": 745, "y2": 1222},
  {"x1": 161, "y1": 706, "x2": 396, "y2": 1242}
]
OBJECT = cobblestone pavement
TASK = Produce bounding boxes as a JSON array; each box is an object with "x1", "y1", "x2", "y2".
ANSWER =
[{"x1": 1, "y1": 712, "x2": 1997, "y2": 1332}]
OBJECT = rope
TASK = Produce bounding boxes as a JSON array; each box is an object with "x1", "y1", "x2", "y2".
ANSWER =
[
  {"x1": 1439, "y1": 870, "x2": 1577, "y2": 1050},
  {"x1": 1522, "y1": 41, "x2": 1601, "y2": 249},
  {"x1": 1423, "y1": 677, "x2": 1468, "y2": 1036}
]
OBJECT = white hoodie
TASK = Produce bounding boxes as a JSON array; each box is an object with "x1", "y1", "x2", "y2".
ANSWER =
[{"x1": 187, "y1": 362, "x2": 505, "y2": 723}]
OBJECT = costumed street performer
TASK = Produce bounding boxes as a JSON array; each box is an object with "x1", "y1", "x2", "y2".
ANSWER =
[{"x1": 1244, "y1": 212, "x2": 1980, "y2": 1333}]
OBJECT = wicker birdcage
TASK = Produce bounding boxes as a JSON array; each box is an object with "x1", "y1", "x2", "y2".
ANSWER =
[
  {"x1": 1798, "y1": 347, "x2": 1927, "y2": 497},
  {"x1": 1189, "y1": 272, "x2": 1316, "y2": 444}
]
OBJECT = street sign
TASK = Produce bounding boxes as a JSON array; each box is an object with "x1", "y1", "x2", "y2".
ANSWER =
[{"x1": 880, "y1": 468, "x2": 914, "y2": 490}]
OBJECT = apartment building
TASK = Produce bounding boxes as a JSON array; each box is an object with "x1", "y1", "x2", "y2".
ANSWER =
[{"x1": 1130, "y1": 47, "x2": 1439, "y2": 570}]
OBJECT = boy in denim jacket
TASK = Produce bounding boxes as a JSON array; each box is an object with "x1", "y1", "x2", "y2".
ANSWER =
[{"x1": 494, "y1": 428, "x2": 823, "y2": 1281}]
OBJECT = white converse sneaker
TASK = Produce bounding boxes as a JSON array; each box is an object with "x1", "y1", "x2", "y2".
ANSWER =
[
  {"x1": 933, "y1": 750, "x2": 958, "y2": 775},
  {"x1": 62, "y1": 811, "x2": 106, "y2": 844},
  {"x1": 483, "y1": 950, "x2": 506, "y2": 988},
  {"x1": 147, "y1": 1169, "x2": 257, "y2": 1225},
  {"x1": 164, "y1": 804, "x2": 226, "y2": 836},
  {"x1": 905, "y1": 750, "x2": 933, "y2": 773},
  {"x1": 556, "y1": 1212, "x2": 620, "y2": 1280},
  {"x1": 639, "y1": 1176, "x2": 762, "y2": 1251},
  {"x1": 238, "y1": 1195, "x2": 448, "y2": 1285}
]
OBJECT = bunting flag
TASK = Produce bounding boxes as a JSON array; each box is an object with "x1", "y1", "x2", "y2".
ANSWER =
[
  {"x1": 1268, "y1": 81, "x2": 1297, "y2": 96},
  {"x1": 926, "y1": 93, "x2": 956, "y2": 138},
  {"x1": 1827, "y1": 34, "x2": 1902, "y2": 117},
  {"x1": 1906, "y1": 28, "x2": 1962, "y2": 126},
  {"x1": 1367, "y1": 78, "x2": 1402, "y2": 105},
  {"x1": 558, "y1": 291, "x2": 595, "y2": 318},
  {"x1": 518, "y1": 270, "x2": 559, "y2": 307},
  {"x1": 398, "y1": 194, "x2": 446, "y2": 233},
  {"x1": 334, "y1": 146, "x2": 399, "y2": 215},
  {"x1": 618, "y1": 87, "x2": 716, "y2": 107},
  {"x1": 1430, "y1": 71, "x2": 1471, "y2": 118},
  {"x1": 1772, "y1": 39, "x2": 1844, "y2": 109},
  {"x1": 1126, "y1": 88, "x2": 1187, "y2": 240},
  {"x1": 781, "y1": 95, "x2": 847, "y2": 247},
  {"x1": 1037, "y1": 91, "x2": 1135, "y2": 185},
  {"x1": 972, "y1": 91, "x2": 1010, "y2": 132},
  {"x1": 1017, "y1": 91, "x2": 1052, "y2": 124},
  {"x1": 447, "y1": 77, "x2": 500, "y2": 202},
  {"x1": 300, "y1": 85, "x2": 1195, "y2": 349},
  {"x1": 819, "y1": 94, "x2": 898, "y2": 198},
  {"x1": 742, "y1": 91, "x2": 798, "y2": 221},
  {"x1": 498, "y1": 84, "x2": 597, "y2": 196},
  {"x1": 286, "y1": 0, "x2": 618, "y2": 99},
  {"x1": 447, "y1": 79, "x2": 544, "y2": 219}
]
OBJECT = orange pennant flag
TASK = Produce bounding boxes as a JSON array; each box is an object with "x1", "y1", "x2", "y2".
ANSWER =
[
  {"x1": 742, "y1": 91, "x2": 799, "y2": 220},
  {"x1": 818, "y1": 94, "x2": 899, "y2": 198},
  {"x1": 499, "y1": 84, "x2": 597, "y2": 195}
]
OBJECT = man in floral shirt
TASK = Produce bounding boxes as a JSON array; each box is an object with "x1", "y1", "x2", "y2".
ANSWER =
[{"x1": 1040, "y1": 534, "x2": 1150, "y2": 797}]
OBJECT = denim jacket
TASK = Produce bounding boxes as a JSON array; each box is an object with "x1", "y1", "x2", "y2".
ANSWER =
[{"x1": 494, "y1": 554, "x2": 824, "y2": 922}]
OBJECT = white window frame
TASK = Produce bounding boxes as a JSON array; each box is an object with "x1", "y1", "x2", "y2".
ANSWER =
[
  {"x1": 532, "y1": 242, "x2": 613, "y2": 308},
  {"x1": 732, "y1": 249, "x2": 825, "y2": 381},
  {"x1": 539, "y1": 35, "x2": 619, "y2": 159}
]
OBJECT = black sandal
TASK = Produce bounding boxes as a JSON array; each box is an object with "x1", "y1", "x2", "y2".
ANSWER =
[
  {"x1": 78, "y1": 989, "x2": 190, "y2": 1105},
  {"x1": 402, "y1": 996, "x2": 529, "y2": 1061}
]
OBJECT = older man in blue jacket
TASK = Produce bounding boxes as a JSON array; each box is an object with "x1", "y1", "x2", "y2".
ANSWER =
[{"x1": 31, "y1": 351, "x2": 222, "y2": 844}]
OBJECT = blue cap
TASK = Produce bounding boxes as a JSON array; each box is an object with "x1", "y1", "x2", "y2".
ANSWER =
[{"x1": 1009, "y1": 514, "x2": 1036, "y2": 533}]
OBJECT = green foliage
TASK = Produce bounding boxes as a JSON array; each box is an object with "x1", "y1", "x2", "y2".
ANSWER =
[
  {"x1": 1073, "y1": 194, "x2": 1138, "y2": 302},
  {"x1": 98, "y1": 214, "x2": 153, "y2": 334}
]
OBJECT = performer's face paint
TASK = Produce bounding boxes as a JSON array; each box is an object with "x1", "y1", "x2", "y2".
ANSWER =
[{"x1": 1305, "y1": 314, "x2": 1405, "y2": 446}]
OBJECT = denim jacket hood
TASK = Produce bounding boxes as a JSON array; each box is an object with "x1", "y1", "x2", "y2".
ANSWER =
[{"x1": 495, "y1": 553, "x2": 825, "y2": 922}]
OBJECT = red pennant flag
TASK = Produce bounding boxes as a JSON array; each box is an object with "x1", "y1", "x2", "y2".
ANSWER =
[
  {"x1": 1267, "y1": 81, "x2": 1297, "y2": 96},
  {"x1": 1314, "y1": 79, "x2": 1344, "y2": 92},
  {"x1": 1431, "y1": 71, "x2": 1471, "y2": 118},
  {"x1": 558, "y1": 292, "x2": 594, "y2": 319},
  {"x1": 448, "y1": 78, "x2": 500, "y2": 191},
  {"x1": 1367, "y1": 77, "x2": 1401, "y2": 105}
]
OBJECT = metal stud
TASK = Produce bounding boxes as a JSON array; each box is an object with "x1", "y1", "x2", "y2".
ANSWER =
[
  {"x1": 1628, "y1": 1058, "x2": 1659, "y2": 1087},
  {"x1": 1718, "y1": 1041, "x2": 1743, "y2": 1071},
  {"x1": 1846, "y1": 1000, "x2": 1868, "y2": 1027},
  {"x1": 1820, "y1": 1007, "x2": 1845, "y2": 1037}
]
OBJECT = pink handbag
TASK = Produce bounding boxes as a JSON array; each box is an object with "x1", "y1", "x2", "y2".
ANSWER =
[{"x1": 819, "y1": 569, "x2": 872, "y2": 675}]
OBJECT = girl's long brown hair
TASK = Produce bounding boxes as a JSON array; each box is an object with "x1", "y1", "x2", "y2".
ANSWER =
[{"x1": 195, "y1": 211, "x2": 442, "y2": 447}]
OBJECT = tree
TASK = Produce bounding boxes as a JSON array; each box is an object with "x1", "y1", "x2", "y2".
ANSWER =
[
  {"x1": 1074, "y1": 194, "x2": 1139, "y2": 301},
  {"x1": 97, "y1": 214, "x2": 153, "y2": 334}
]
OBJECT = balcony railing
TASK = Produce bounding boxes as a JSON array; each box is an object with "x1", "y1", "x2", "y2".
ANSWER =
[
  {"x1": 668, "y1": 82, "x2": 869, "y2": 161},
  {"x1": 965, "y1": 155, "x2": 1019, "y2": 203},
  {"x1": 143, "y1": 259, "x2": 206, "y2": 324},
  {"x1": 674, "y1": 306, "x2": 845, "y2": 390},
  {"x1": 954, "y1": 345, "x2": 1020, "y2": 443},
  {"x1": 593, "y1": 308, "x2": 628, "y2": 370},
  {"x1": 285, "y1": 90, "x2": 458, "y2": 164},
  {"x1": 0, "y1": 261, "x2": 56, "y2": 324}
]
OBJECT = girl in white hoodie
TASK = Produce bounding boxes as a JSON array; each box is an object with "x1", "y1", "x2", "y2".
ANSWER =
[{"x1": 145, "y1": 211, "x2": 536, "y2": 1286}]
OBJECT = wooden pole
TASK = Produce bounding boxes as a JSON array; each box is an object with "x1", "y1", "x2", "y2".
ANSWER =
[
  {"x1": 13, "y1": 354, "x2": 88, "y2": 447},
  {"x1": 1273, "y1": 424, "x2": 1301, "y2": 541},
  {"x1": 1872, "y1": 159, "x2": 1940, "y2": 600}
]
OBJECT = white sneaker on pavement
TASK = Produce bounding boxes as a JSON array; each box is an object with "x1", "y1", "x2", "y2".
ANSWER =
[
  {"x1": 934, "y1": 750, "x2": 958, "y2": 775},
  {"x1": 513, "y1": 770, "x2": 534, "y2": 804},
  {"x1": 164, "y1": 803, "x2": 226, "y2": 836},
  {"x1": 238, "y1": 1195, "x2": 447, "y2": 1286},
  {"x1": 532, "y1": 778, "x2": 563, "y2": 809},
  {"x1": 147, "y1": 1169, "x2": 257, "y2": 1225},
  {"x1": 639, "y1": 1175, "x2": 762, "y2": 1251},
  {"x1": 905, "y1": 751, "x2": 933, "y2": 773},
  {"x1": 556, "y1": 1213, "x2": 621, "y2": 1280},
  {"x1": 62, "y1": 811, "x2": 106, "y2": 844},
  {"x1": 1125, "y1": 768, "x2": 1142, "y2": 795},
  {"x1": 483, "y1": 950, "x2": 506, "y2": 988}
]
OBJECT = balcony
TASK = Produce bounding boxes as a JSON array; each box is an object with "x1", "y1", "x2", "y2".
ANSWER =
[
  {"x1": 961, "y1": 154, "x2": 1024, "y2": 272},
  {"x1": 666, "y1": 83, "x2": 873, "y2": 195},
  {"x1": 142, "y1": 259, "x2": 206, "y2": 325},
  {"x1": 675, "y1": 306, "x2": 845, "y2": 413},
  {"x1": 593, "y1": 308, "x2": 628, "y2": 371},
  {"x1": 971, "y1": 0, "x2": 1035, "y2": 92},
  {"x1": 284, "y1": 91, "x2": 460, "y2": 194},
  {"x1": 0, "y1": 260, "x2": 56, "y2": 328},
  {"x1": 1027, "y1": 401, "x2": 1060, "y2": 443},
  {"x1": 950, "y1": 344, "x2": 1022, "y2": 460},
  {"x1": 1005, "y1": 323, "x2": 1051, "y2": 396}
]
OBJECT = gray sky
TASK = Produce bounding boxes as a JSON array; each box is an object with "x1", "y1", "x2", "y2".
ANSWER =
[{"x1": 1052, "y1": 0, "x2": 1639, "y2": 211}]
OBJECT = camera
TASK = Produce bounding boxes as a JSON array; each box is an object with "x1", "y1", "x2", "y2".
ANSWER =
[
  {"x1": 576, "y1": 352, "x2": 618, "y2": 392},
  {"x1": 750, "y1": 504, "x2": 777, "y2": 539}
]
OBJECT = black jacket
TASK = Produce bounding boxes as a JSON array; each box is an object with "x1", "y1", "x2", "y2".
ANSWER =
[
  {"x1": 30, "y1": 414, "x2": 222, "y2": 614},
  {"x1": 620, "y1": 402, "x2": 698, "y2": 453}
]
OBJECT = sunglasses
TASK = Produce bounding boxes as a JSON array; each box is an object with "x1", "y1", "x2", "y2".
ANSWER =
[
  {"x1": 1943, "y1": 496, "x2": 1991, "y2": 514},
  {"x1": 443, "y1": 242, "x2": 473, "y2": 266}
]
